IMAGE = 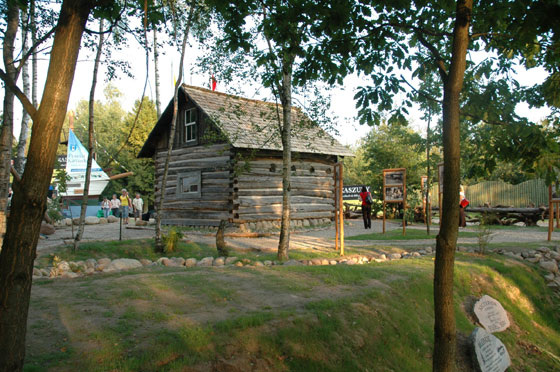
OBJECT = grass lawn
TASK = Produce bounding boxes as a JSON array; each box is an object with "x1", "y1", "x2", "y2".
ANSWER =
[{"x1": 24, "y1": 252, "x2": 560, "y2": 371}]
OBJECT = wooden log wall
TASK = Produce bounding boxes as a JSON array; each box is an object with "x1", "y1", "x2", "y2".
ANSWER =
[
  {"x1": 232, "y1": 156, "x2": 336, "y2": 222},
  {"x1": 154, "y1": 143, "x2": 233, "y2": 226}
]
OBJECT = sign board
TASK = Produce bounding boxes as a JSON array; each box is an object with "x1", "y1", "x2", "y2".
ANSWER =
[
  {"x1": 382, "y1": 168, "x2": 407, "y2": 235},
  {"x1": 343, "y1": 185, "x2": 370, "y2": 200},
  {"x1": 56, "y1": 155, "x2": 67, "y2": 169},
  {"x1": 383, "y1": 168, "x2": 406, "y2": 203}
]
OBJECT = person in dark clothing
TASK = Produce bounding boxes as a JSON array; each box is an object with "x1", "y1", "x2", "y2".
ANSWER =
[{"x1": 359, "y1": 186, "x2": 372, "y2": 229}]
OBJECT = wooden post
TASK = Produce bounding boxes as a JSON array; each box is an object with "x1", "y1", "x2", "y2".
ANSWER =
[
  {"x1": 402, "y1": 171, "x2": 407, "y2": 236},
  {"x1": 382, "y1": 201, "x2": 386, "y2": 233},
  {"x1": 548, "y1": 186, "x2": 553, "y2": 241},
  {"x1": 334, "y1": 164, "x2": 339, "y2": 251},
  {"x1": 338, "y1": 163, "x2": 344, "y2": 256},
  {"x1": 556, "y1": 203, "x2": 559, "y2": 229}
]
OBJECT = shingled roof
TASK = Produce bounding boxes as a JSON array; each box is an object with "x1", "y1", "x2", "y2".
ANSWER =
[{"x1": 138, "y1": 84, "x2": 353, "y2": 158}]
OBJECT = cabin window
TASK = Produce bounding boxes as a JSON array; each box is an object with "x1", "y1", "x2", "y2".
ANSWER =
[
  {"x1": 177, "y1": 171, "x2": 201, "y2": 198},
  {"x1": 184, "y1": 108, "x2": 197, "y2": 143}
]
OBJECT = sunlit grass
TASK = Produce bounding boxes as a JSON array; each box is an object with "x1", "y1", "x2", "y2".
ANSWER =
[{"x1": 24, "y1": 254, "x2": 560, "y2": 372}]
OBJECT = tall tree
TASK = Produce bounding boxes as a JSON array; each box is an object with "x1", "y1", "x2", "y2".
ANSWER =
[
  {"x1": 153, "y1": 28, "x2": 162, "y2": 117},
  {"x1": 154, "y1": 0, "x2": 197, "y2": 252},
  {"x1": 0, "y1": 1, "x2": 114, "y2": 369},
  {"x1": 74, "y1": 19, "x2": 105, "y2": 251},
  {"x1": 352, "y1": 1, "x2": 559, "y2": 370},
  {"x1": 15, "y1": 6, "x2": 31, "y2": 175},
  {"x1": 207, "y1": 0, "x2": 355, "y2": 260},
  {"x1": 0, "y1": 0, "x2": 20, "y2": 247}
]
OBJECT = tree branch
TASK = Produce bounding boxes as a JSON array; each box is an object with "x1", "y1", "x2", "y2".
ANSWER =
[
  {"x1": 416, "y1": 31, "x2": 448, "y2": 82},
  {"x1": 14, "y1": 27, "x2": 56, "y2": 77},
  {"x1": 0, "y1": 68, "x2": 37, "y2": 120}
]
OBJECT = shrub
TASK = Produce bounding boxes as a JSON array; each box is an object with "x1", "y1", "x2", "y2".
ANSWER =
[{"x1": 162, "y1": 227, "x2": 184, "y2": 253}]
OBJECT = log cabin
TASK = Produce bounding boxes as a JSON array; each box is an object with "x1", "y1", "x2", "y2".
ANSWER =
[{"x1": 138, "y1": 84, "x2": 353, "y2": 230}]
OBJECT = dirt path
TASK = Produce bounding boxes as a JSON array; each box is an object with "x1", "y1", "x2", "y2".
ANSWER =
[{"x1": 37, "y1": 219, "x2": 560, "y2": 257}]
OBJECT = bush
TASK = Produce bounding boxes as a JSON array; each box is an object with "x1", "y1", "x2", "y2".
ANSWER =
[{"x1": 162, "y1": 227, "x2": 184, "y2": 253}]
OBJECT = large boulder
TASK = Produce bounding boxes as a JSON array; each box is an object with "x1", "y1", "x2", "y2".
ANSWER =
[
  {"x1": 540, "y1": 260, "x2": 559, "y2": 274},
  {"x1": 197, "y1": 257, "x2": 214, "y2": 267},
  {"x1": 107, "y1": 215, "x2": 119, "y2": 223},
  {"x1": 85, "y1": 216, "x2": 100, "y2": 225},
  {"x1": 40, "y1": 222, "x2": 56, "y2": 235},
  {"x1": 185, "y1": 258, "x2": 197, "y2": 267},
  {"x1": 135, "y1": 220, "x2": 148, "y2": 226},
  {"x1": 105, "y1": 258, "x2": 142, "y2": 272}
]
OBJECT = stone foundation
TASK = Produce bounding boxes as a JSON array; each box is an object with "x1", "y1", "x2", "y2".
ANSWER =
[{"x1": 238, "y1": 218, "x2": 332, "y2": 233}]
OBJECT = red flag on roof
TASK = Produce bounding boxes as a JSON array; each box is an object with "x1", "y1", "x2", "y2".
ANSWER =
[{"x1": 211, "y1": 74, "x2": 217, "y2": 91}]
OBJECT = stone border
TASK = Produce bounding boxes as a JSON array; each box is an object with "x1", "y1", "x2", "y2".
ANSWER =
[{"x1": 32, "y1": 247, "x2": 436, "y2": 280}]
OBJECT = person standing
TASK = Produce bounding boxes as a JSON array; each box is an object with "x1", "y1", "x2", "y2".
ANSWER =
[
  {"x1": 359, "y1": 186, "x2": 372, "y2": 229},
  {"x1": 459, "y1": 185, "x2": 467, "y2": 228},
  {"x1": 101, "y1": 197, "x2": 111, "y2": 218},
  {"x1": 110, "y1": 194, "x2": 121, "y2": 217},
  {"x1": 120, "y1": 189, "x2": 132, "y2": 224},
  {"x1": 132, "y1": 193, "x2": 144, "y2": 223}
]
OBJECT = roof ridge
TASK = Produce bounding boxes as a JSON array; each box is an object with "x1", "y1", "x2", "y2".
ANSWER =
[{"x1": 181, "y1": 84, "x2": 303, "y2": 112}]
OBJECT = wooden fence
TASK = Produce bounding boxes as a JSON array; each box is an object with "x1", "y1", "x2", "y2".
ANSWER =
[{"x1": 430, "y1": 179, "x2": 549, "y2": 208}]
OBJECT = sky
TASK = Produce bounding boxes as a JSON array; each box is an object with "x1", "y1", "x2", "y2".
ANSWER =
[{"x1": 3, "y1": 18, "x2": 553, "y2": 149}]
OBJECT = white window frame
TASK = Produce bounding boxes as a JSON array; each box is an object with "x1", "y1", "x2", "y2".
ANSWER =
[
  {"x1": 184, "y1": 108, "x2": 197, "y2": 143},
  {"x1": 177, "y1": 171, "x2": 201, "y2": 198}
]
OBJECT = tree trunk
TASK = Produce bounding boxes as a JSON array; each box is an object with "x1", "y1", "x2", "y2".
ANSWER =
[
  {"x1": 0, "y1": 1, "x2": 94, "y2": 370},
  {"x1": 0, "y1": 2, "x2": 20, "y2": 248},
  {"x1": 16, "y1": 7, "x2": 31, "y2": 175},
  {"x1": 277, "y1": 56, "x2": 294, "y2": 261},
  {"x1": 74, "y1": 20, "x2": 104, "y2": 251},
  {"x1": 31, "y1": 0, "x2": 38, "y2": 108},
  {"x1": 153, "y1": 28, "x2": 162, "y2": 118},
  {"x1": 155, "y1": 3, "x2": 196, "y2": 251},
  {"x1": 433, "y1": 1, "x2": 472, "y2": 372}
]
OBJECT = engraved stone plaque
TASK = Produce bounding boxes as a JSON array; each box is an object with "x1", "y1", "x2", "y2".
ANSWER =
[
  {"x1": 474, "y1": 295, "x2": 510, "y2": 333},
  {"x1": 471, "y1": 327, "x2": 511, "y2": 372}
]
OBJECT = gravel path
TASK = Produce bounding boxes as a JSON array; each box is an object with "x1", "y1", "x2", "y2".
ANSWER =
[{"x1": 36, "y1": 218, "x2": 560, "y2": 255}]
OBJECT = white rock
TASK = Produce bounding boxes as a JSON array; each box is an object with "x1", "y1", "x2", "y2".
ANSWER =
[
  {"x1": 283, "y1": 259, "x2": 303, "y2": 266},
  {"x1": 85, "y1": 258, "x2": 97, "y2": 269},
  {"x1": 156, "y1": 257, "x2": 168, "y2": 265},
  {"x1": 107, "y1": 215, "x2": 119, "y2": 223},
  {"x1": 161, "y1": 258, "x2": 179, "y2": 267},
  {"x1": 213, "y1": 257, "x2": 225, "y2": 266},
  {"x1": 171, "y1": 257, "x2": 185, "y2": 266},
  {"x1": 197, "y1": 257, "x2": 214, "y2": 267},
  {"x1": 98, "y1": 218, "x2": 108, "y2": 224},
  {"x1": 85, "y1": 216, "x2": 100, "y2": 225},
  {"x1": 225, "y1": 257, "x2": 238, "y2": 265},
  {"x1": 540, "y1": 260, "x2": 559, "y2": 273},
  {"x1": 264, "y1": 260, "x2": 273, "y2": 266},
  {"x1": 470, "y1": 327, "x2": 511, "y2": 372},
  {"x1": 33, "y1": 268, "x2": 41, "y2": 276},
  {"x1": 329, "y1": 260, "x2": 338, "y2": 265},
  {"x1": 98, "y1": 258, "x2": 111, "y2": 266},
  {"x1": 64, "y1": 218, "x2": 73, "y2": 226},
  {"x1": 106, "y1": 258, "x2": 142, "y2": 271},
  {"x1": 388, "y1": 253, "x2": 402, "y2": 260},
  {"x1": 474, "y1": 295, "x2": 510, "y2": 333},
  {"x1": 57, "y1": 261, "x2": 70, "y2": 272},
  {"x1": 185, "y1": 258, "x2": 197, "y2": 267}
]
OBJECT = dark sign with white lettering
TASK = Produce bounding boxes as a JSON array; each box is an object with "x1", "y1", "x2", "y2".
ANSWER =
[{"x1": 343, "y1": 185, "x2": 370, "y2": 200}]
